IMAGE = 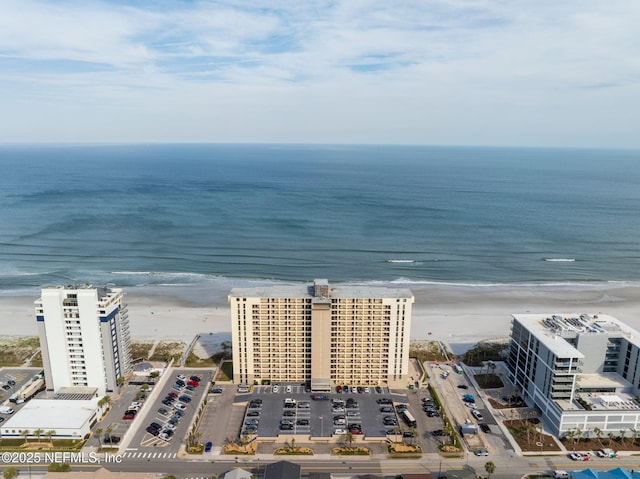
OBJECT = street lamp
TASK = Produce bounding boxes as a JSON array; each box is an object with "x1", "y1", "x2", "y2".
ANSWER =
[{"x1": 319, "y1": 416, "x2": 323, "y2": 437}]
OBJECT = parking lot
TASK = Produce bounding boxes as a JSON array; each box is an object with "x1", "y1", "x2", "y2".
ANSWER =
[
  {"x1": 124, "y1": 369, "x2": 213, "y2": 455},
  {"x1": 219, "y1": 384, "x2": 421, "y2": 442},
  {"x1": 0, "y1": 368, "x2": 43, "y2": 422}
]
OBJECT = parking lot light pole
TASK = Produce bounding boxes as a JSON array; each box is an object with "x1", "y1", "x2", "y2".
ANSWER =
[{"x1": 319, "y1": 416, "x2": 323, "y2": 437}]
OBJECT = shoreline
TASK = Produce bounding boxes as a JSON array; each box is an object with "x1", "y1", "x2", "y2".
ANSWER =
[{"x1": 2, "y1": 282, "x2": 640, "y2": 354}]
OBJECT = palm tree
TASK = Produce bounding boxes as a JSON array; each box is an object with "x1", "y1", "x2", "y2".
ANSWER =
[
  {"x1": 630, "y1": 427, "x2": 638, "y2": 447},
  {"x1": 20, "y1": 430, "x2": 29, "y2": 444},
  {"x1": 484, "y1": 461, "x2": 496, "y2": 479},
  {"x1": 575, "y1": 426, "x2": 583, "y2": 448},
  {"x1": 95, "y1": 428, "x2": 103, "y2": 448},
  {"x1": 594, "y1": 427, "x2": 603, "y2": 448},
  {"x1": 290, "y1": 437, "x2": 296, "y2": 451},
  {"x1": 608, "y1": 431, "x2": 616, "y2": 447},
  {"x1": 34, "y1": 428, "x2": 44, "y2": 443},
  {"x1": 345, "y1": 431, "x2": 354, "y2": 450},
  {"x1": 566, "y1": 429, "x2": 577, "y2": 450},
  {"x1": 619, "y1": 429, "x2": 627, "y2": 446}
]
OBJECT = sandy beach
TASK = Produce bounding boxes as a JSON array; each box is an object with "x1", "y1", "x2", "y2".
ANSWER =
[{"x1": 2, "y1": 282, "x2": 640, "y2": 354}]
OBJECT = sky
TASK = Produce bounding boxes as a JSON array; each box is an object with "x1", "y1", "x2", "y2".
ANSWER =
[{"x1": 0, "y1": 0, "x2": 639, "y2": 148}]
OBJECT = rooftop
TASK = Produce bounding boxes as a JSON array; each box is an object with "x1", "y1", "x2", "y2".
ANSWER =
[
  {"x1": 229, "y1": 280, "x2": 414, "y2": 300},
  {"x1": 512, "y1": 313, "x2": 640, "y2": 358},
  {"x1": 1, "y1": 399, "x2": 98, "y2": 431}
]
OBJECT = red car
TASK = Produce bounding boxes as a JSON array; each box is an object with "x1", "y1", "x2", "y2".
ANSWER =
[
  {"x1": 336, "y1": 385, "x2": 342, "y2": 393},
  {"x1": 123, "y1": 413, "x2": 135, "y2": 420},
  {"x1": 187, "y1": 380, "x2": 199, "y2": 387},
  {"x1": 168, "y1": 392, "x2": 178, "y2": 398}
]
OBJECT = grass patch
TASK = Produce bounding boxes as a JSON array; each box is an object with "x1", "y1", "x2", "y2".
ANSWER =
[
  {"x1": 410, "y1": 340, "x2": 451, "y2": 363},
  {"x1": 129, "y1": 341, "x2": 154, "y2": 360},
  {"x1": 184, "y1": 351, "x2": 217, "y2": 368},
  {"x1": 388, "y1": 443, "x2": 423, "y2": 455},
  {"x1": 217, "y1": 361, "x2": 233, "y2": 381},
  {"x1": 149, "y1": 341, "x2": 184, "y2": 362},
  {"x1": 0, "y1": 337, "x2": 41, "y2": 367},
  {"x1": 474, "y1": 373, "x2": 504, "y2": 389},
  {"x1": 460, "y1": 339, "x2": 509, "y2": 366}
]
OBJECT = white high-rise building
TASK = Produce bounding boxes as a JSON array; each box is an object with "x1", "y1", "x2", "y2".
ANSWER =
[
  {"x1": 35, "y1": 285, "x2": 131, "y2": 396},
  {"x1": 229, "y1": 279, "x2": 414, "y2": 390}
]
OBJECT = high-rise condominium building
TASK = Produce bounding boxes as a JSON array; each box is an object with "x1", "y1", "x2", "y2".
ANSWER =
[
  {"x1": 36, "y1": 286, "x2": 131, "y2": 396},
  {"x1": 508, "y1": 313, "x2": 640, "y2": 436},
  {"x1": 229, "y1": 279, "x2": 414, "y2": 390}
]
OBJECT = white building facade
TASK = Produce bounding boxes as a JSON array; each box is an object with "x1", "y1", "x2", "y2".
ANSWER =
[
  {"x1": 36, "y1": 286, "x2": 131, "y2": 396},
  {"x1": 229, "y1": 279, "x2": 414, "y2": 390},
  {"x1": 507, "y1": 313, "x2": 640, "y2": 437}
]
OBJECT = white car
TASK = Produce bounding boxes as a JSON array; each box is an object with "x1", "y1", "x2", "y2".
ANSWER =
[
  {"x1": 164, "y1": 423, "x2": 176, "y2": 431},
  {"x1": 272, "y1": 385, "x2": 279, "y2": 393},
  {"x1": 158, "y1": 432, "x2": 171, "y2": 441},
  {"x1": 472, "y1": 409, "x2": 484, "y2": 420},
  {"x1": 332, "y1": 407, "x2": 345, "y2": 413},
  {"x1": 285, "y1": 385, "x2": 292, "y2": 393},
  {"x1": 177, "y1": 375, "x2": 187, "y2": 382},
  {"x1": 474, "y1": 449, "x2": 489, "y2": 456},
  {"x1": 130, "y1": 402, "x2": 142, "y2": 409},
  {"x1": 174, "y1": 402, "x2": 186, "y2": 411},
  {"x1": 334, "y1": 428, "x2": 347, "y2": 435},
  {"x1": 364, "y1": 387, "x2": 370, "y2": 393},
  {"x1": 465, "y1": 402, "x2": 477, "y2": 409}
]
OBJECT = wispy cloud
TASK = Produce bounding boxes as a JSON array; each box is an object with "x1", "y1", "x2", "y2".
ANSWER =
[{"x1": 0, "y1": 0, "x2": 638, "y2": 146}]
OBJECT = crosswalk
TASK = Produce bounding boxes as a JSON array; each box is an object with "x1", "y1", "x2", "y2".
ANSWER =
[{"x1": 121, "y1": 451, "x2": 177, "y2": 459}]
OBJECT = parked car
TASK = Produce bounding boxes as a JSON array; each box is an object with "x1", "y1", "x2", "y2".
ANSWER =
[
  {"x1": 189, "y1": 376, "x2": 201, "y2": 383},
  {"x1": 247, "y1": 411, "x2": 260, "y2": 417},
  {"x1": 174, "y1": 402, "x2": 186, "y2": 411},
  {"x1": 211, "y1": 388, "x2": 223, "y2": 394},
  {"x1": 474, "y1": 450, "x2": 489, "y2": 456},
  {"x1": 334, "y1": 428, "x2": 347, "y2": 435},
  {"x1": 472, "y1": 409, "x2": 484, "y2": 420},
  {"x1": 457, "y1": 384, "x2": 469, "y2": 389},
  {"x1": 103, "y1": 434, "x2": 120, "y2": 444},
  {"x1": 158, "y1": 407, "x2": 169, "y2": 416},
  {"x1": 179, "y1": 395, "x2": 191, "y2": 403},
  {"x1": 479, "y1": 423, "x2": 491, "y2": 433},
  {"x1": 205, "y1": 441, "x2": 212, "y2": 452}
]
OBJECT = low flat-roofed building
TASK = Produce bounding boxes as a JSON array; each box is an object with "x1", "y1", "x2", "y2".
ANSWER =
[
  {"x1": 508, "y1": 313, "x2": 640, "y2": 436},
  {"x1": 0, "y1": 399, "x2": 99, "y2": 439}
]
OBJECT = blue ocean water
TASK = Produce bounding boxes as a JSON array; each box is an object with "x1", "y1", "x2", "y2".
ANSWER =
[{"x1": 1, "y1": 144, "x2": 639, "y2": 293}]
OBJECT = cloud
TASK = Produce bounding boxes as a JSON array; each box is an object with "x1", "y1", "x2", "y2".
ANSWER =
[{"x1": 0, "y1": 0, "x2": 639, "y2": 146}]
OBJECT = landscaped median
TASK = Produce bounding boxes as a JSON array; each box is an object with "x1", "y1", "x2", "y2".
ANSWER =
[
  {"x1": 332, "y1": 446, "x2": 370, "y2": 456},
  {"x1": 387, "y1": 442, "x2": 423, "y2": 458}
]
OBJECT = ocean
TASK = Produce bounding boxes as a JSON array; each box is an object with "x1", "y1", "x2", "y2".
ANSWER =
[{"x1": 1, "y1": 144, "x2": 639, "y2": 294}]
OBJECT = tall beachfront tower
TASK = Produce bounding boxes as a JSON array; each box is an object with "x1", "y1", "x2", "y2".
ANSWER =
[
  {"x1": 35, "y1": 286, "x2": 131, "y2": 396},
  {"x1": 229, "y1": 279, "x2": 414, "y2": 390},
  {"x1": 508, "y1": 313, "x2": 640, "y2": 436}
]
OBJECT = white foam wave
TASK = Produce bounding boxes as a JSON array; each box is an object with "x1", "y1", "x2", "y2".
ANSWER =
[
  {"x1": 544, "y1": 258, "x2": 576, "y2": 262},
  {"x1": 387, "y1": 259, "x2": 415, "y2": 263}
]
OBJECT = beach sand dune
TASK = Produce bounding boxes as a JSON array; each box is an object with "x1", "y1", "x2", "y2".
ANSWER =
[{"x1": 2, "y1": 283, "x2": 639, "y2": 355}]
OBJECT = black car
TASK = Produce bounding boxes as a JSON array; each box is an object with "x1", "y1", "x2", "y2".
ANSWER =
[
  {"x1": 457, "y1": 384, "x2": 469, "y2": 389},
  {"x1": 247, "y1": 411, "x2": 260, "y2": 417},
  {"x1": 1, "y1": 385, "x2": 10, "y2": 390},
  {"x1": 8, "y1": 380, "x2": 15, "y2": 386},
  {"x1": 283, "y1": 410, "x2": 296, "y2": 417},
  {"x1": 376, "y1": 398, "x2": 392, "y2": 404},
  {"x1": 161, "y1": 399, "x2": 172, "y2": 406},
  {"x1": 158, "y1": 407, "x2": 169, "y2": 416},
  {"x1": 479, "y1": 423, "x2": 491, "y2": 433},
  {"x1": 146, "y1": 426, "x2": 160, "y2": 436},
  {"x1": 104, "y1": 434, "x2": 121, "y2": 444},
  {"x1": 179, "y1": 395, "x2": 191, "y2": 403},
  {"x1": 403, "y1": 431, "x2": 415, "y2": 438},
  {"x1": 189, "y1": 376, "x2": 201, "y2": 382},
  {"x1": 380, "y1": 406, "x2": 393, "y2": 413},
  {"x1": 426, "y1": 411, "x2": 440, "y2": 417},
  {"x1": 296, "y1": 419, "x2": 310, "y2": 426},
  {"x1": 431, "y1": 429, "x2": 445, "y2": 436},
  {"x1": 279, "y1": 423, "x2": 294, "y2": 430},
  {"x1": 375, "y1": 386, "x2": 382, "y2": 393}
]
